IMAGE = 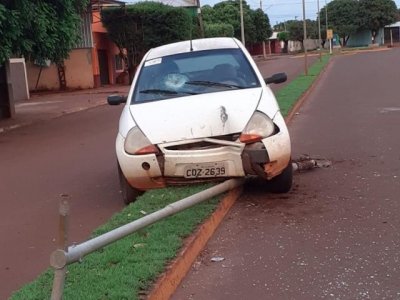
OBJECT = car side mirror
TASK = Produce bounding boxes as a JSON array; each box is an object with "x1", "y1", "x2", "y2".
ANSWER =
[
  {"x1": 264, "y1": 73, "x2": 287, "y2": 85},
  {"x1": 107, "y1": 95, "x2": 127, "y2": 105}
]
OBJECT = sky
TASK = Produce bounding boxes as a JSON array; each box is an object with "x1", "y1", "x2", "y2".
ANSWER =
[{"x1": 125, "y1": 0, "x2": 400, "y2": 27}]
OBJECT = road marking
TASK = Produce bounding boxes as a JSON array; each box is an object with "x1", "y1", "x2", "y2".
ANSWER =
[{"x1": 380, "y1": 107, "x2": 400, "y2": 113}]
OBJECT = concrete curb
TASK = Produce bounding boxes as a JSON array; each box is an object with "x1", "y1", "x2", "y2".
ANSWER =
[
  {"x1": 147, "y1": 186, "x2": 243, "y2": 300},
  {"x1": 285, "y1": 56, "x2": 333, "y2": 125}
]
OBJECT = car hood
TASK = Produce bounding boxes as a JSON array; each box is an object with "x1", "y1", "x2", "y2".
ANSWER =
[{"x1": 130, "y1": 88, "x2": 263, "y2": 144}]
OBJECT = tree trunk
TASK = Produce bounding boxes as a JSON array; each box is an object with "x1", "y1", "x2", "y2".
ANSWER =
[
  {"x1": 344, "y1": 36, "x2": 350, "y2": 47},
  {"x1": 321, "y1": 39, "x2": 326, "y2": 49},
  {"x1": 371, "y1": 31, "x2": 376, "y2": 44}
]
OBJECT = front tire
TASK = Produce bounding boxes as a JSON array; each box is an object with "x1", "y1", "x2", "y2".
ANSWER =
[
  {"x1": 118, "y1": 164, "x2": 143, "y2": 204},
  {"x1": 266, "y1": 162, "x2": 293, "y2": 193}
]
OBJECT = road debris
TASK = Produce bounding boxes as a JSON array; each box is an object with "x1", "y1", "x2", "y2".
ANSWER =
[
  {"x1": 292, "y1": 155, "x2": 332, "y2": 172},
  {"x1": 211, "y1": 257, "x2": 225, "y2": 262}
]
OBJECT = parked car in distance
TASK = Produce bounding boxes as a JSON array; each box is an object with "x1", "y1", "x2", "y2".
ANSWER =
[{"x1": 109, "y1": 37, "x2": 292, "y2": 204}]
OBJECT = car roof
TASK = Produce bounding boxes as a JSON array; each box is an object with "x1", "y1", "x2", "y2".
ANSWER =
[{"x1": 146, "y1": 38, "x2": 241, "y2": 60}]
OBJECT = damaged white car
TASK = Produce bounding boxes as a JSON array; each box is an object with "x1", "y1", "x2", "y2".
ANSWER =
[{"x1": 108, "y1": 37, "x2": 292, "y2": 204}]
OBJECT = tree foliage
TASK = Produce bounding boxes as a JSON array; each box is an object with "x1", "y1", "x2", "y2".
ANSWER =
[
  {"x1": 318, "y1": 0, "x2": 397, "y2": 45},
  {"x1": 286, "y1": 20, "x2": 318, "y2": 42},
  {"x1": 202, "y1": 0, "x2": 272, "y2": 44},
  {"x1": 277, "y1": 31, "x2": 288, "y2": 42},
  {"x1": 253, "y1": 8, "x2": 272, "y2": 42},
  {"x1": 204, "y1": 23, "x2": 234, "y2": 38},
  {"x1": 0, "y1": 0, "x2": 88, "y2": 66},
  {"x1": 359, "y1": 0, "x2": 397, "y2": 42},
  {"x1": 320, "y1": 0, "x2": 361, "y2": 46},
  {"x1": 101, "y1": 2, "x2": 191, "y2": 79}
]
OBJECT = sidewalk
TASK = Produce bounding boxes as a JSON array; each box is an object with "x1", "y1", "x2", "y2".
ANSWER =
[{"x1": 0, "y1": 85, "x2": 129, "y2": 133}]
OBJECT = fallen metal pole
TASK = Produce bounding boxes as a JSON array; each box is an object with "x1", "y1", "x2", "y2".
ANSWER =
[{"x1": 50, "y1": 178, "x2": 244, "y2": 269}]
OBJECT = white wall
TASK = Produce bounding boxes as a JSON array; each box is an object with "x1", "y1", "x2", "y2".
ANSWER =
[{"x1": 288, "y1": 39, "x2": 320, "y2": 53}]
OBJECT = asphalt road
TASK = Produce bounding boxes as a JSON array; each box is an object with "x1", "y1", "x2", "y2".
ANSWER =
[
  {"x1": 0, "y1": 54, "x2": 318, "y2": 299},
  {"x1": 0, "y1": 106, "x2": 124, "y2": 298},
  {"x1": 173, "y1": 48, "x2": 400, "y2": 299}
]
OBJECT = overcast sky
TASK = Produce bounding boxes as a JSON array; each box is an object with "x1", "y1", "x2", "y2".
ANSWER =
[{"x1": 125, "y1": 0, "x2": 400, "y2": 27}]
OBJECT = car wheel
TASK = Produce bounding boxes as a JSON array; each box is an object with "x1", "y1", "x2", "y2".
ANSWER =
[
  {"x1": 266, "y1": 161, "x2": 293, "y2": 193},
  {"x1": 118, "y1": 164, "x2": 143, "y2": 204}
]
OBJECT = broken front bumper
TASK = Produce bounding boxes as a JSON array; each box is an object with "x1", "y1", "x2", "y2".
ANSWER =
[{"x1": 116, "y1": 113, "x2": 291, "y2": 190}]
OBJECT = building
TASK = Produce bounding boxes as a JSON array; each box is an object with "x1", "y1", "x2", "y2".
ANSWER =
[
  {"x1": 26, "y1": 0, "x2": 126, "y2": 92},
  {"x1": 384, "y1": 22, "x2": 400, "y2": 45}
]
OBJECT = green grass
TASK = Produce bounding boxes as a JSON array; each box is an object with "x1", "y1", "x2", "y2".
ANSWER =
[
  {"x1": 276, "y1": 54, "x2": 330, "y2": 116},
  {"x1": 10, "y1": 55, "x2": 331, "y2": 300},
  {"x1": 10, "y1": 185, "x2": 219, "y2": 300}
]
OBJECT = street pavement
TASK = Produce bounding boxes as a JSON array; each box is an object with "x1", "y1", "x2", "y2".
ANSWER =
[
  {"x1": 172, "y1": 48, "x2": 400, "y2": 299},
  {"x1": 0, "y1": 85, "x2": 129, "y2": 134}
]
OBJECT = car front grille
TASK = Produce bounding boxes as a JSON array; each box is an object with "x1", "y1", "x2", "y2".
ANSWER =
[{"x1": 164, "y1": 133, "x2": 241, "y2": 151}]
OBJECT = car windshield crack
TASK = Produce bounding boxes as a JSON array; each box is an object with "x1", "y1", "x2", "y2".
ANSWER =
[
  {"x1": 185, "y1": 80, "x2": 244, "y2": 89},
  {"x1": 139, "y1": 89, "x2": 198, "y2": 95}
]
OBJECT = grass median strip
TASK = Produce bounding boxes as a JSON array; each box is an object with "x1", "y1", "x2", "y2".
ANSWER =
[
  {"x1": 11, "y1": 54, "x2": 330, "y2": 300},
  {"x1": 11, "y1": 185, "x2": 219, "y2": 300},
  {"x1": 277, "y1": 54, "x2": 330, "y2": 116}
]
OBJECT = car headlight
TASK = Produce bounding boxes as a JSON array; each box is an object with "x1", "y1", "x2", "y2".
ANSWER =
[
  {"x1": 125, "y1": 127, "x2": 159, "y2": 155},
  {"x1": 239, "y1": 111, "x2": 275, "y2": 143}
]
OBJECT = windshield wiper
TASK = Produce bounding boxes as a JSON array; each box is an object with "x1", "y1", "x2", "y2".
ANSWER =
[
  {"x1": 140, "y1": 89, "x2": 177, "y2": 95},
  {"x1": 185, "y1": 80, "x2": 244, "y2": 89},
  {"x1": 139, "y1": 89, "x2": 197, "y2": 95}
]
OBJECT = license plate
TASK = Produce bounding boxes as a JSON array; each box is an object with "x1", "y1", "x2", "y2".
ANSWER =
[{"x1": 184, "y1": 163, "x2": 227, "y2": 178}]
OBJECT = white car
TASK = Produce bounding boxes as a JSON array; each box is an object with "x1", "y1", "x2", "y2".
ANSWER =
[{"x1": 108, "y1": 37, "x2": 292, "y2": 204}]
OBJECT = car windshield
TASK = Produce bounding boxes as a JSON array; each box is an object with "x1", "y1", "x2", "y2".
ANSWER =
[{"x1": 131, "y1": 49, "x2": 261, "y2": 103}]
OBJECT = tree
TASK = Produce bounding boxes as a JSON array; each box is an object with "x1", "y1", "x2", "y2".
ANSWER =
[
  {"x1": 0, "y1": 4, "x2": 21, "y2": 65},
  {"x1": 0, "y1": 0, "x2": 89, "y2": 89},
  {"x1": 202, "y1": 0, "x2": 272, "y2": 44},
  {"x1": 0, "y1": 0, "x2": 88, "y2": 65},
  {"x1": 359, "y1": 0, "x2": 397, "y2": 43},
  {"x1": 320, "y1": 0, "x2": 361, "y2": 47},
  {"x1": 277, "y1": 31, "x2": 289, "y2": 53},
  {"x1": 101, "y1": 2, "x2": 192, "y2": 80},
  {"x1": 252, "y1": 8, "x2": 272, "y2": 42},
  {"x1": 286, "y1": 20, "x2": 317, "y2": 47},
  {"x1": 274, "y1": 21, "x2": 286, "y2": 32},
  {"x1": 202, "y1": 0, "x2": 250, "y2": 43},
  {"x1": 287, "y1": 20, "x2": 304, "y2": 43},
  {"x1": 204, "y1": 23, "x2": 234, "y2": 38}
]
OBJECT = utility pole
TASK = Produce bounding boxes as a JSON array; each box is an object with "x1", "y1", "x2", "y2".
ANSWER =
[
  {"x1": 302, "y1": 0, "x2": 308, "y2": 75},
  {"x1": 317, "y1": 0, "x2": 322, "y2": 61},
  {"x1": 196, "y1": 0, "x2": 204, "y2": 38},
  {"x1": 240, "y1": 0, "x2": 245, "y2": 45},
  {"x1": 260, "y1": 0, "x2": 267, "y2": 59},
  {"x1": 325, "y1": 0, "x2": 331, "y2": 54}
]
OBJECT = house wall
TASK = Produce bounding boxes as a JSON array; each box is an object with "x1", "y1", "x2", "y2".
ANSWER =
[
  {"x1": 347, "y1": 29, "x2": 384, "y2": 47},
  {"x1": 92, "y1": 32, "x2": 123, "y2": 86},
  {"x1": 92, "y1": 11, "x2": 125, "y2": 87},
  {"x1": 384, "y1": 26, "x2": 400, "y2": 44},
  {"x1": 247, "y1": 43, "x2": 271, "y2": 56},
  {"x1": 288, "y1": 39, "x2": 319, "y2": 53},
  {"x1": 26, "y1": 48, "x2": 94, "y2": 91},
  {"x1": 92, "y1": 11, "x2": 107, "y2": 33}
]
